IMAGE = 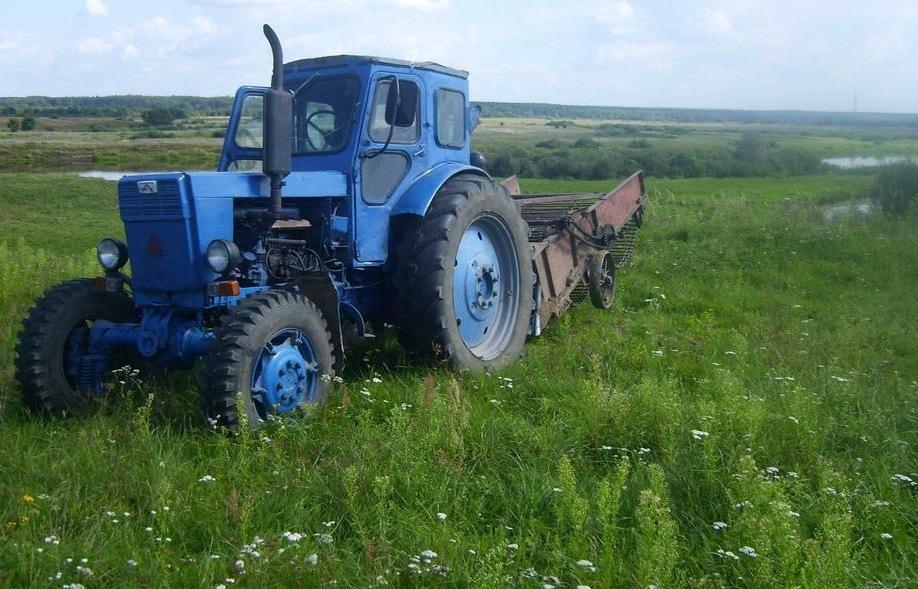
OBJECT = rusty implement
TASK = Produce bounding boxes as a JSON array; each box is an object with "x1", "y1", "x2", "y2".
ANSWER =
[{"x1": 501, "y1": 172, "x2": 647, "y2": 332}]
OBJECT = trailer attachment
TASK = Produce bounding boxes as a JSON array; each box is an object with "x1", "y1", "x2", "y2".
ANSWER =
[{"x1": 507, "y1": 172, "x2": 646, "y2": 328}]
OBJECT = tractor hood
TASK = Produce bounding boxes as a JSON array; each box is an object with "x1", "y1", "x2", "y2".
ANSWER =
[
  {"x1": 120, "y1": 170, "x2": 348, "y2": 201},
  {"x1": 118, "y1": 170, "x2": 348, "y2": 309},
  {"x1": 186, "y1": 170, "x2": 348, "y2": 199}
]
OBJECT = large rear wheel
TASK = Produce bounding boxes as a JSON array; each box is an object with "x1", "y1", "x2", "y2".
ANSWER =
[
  {"x1": 201, "y1": 290, "x2": 335, "y2": 429},
  {"x1": 395, "y1": 174, "x2": 534, "y2": 371}
]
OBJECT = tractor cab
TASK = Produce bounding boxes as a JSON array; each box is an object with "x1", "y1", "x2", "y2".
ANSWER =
[{"x1": 218, "y1": 55, "x2": 480, "y2": 264}]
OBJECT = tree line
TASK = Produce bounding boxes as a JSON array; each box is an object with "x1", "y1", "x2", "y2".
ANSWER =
[{"x1": 3, "y1": 96, "x2": 917, "y2": 128}]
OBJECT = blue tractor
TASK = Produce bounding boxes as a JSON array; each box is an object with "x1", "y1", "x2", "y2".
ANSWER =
[{"x1": 15, "y1": 26, "x2": 646, "y2": 428}]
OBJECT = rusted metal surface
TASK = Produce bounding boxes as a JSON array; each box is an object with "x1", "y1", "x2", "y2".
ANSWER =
[
  {"x1": 500, "y1": 175, "x2": 521, "y2": 196},
  {"x1": 517, "y1": 172, "x2": 646, "y2": 326}
]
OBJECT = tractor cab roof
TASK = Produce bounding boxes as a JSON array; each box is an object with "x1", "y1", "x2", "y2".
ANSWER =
[{"x1": 284, "y1": 55, "x2": 469, "y2": 80}]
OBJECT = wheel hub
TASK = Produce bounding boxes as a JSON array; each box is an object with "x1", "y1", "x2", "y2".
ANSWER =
[
  {"x1": 452, "y1": 215, "x2": 520, "y2": 358},
  {"x1": 252, "y1": 329, "x2": 317, "y2": 414}
]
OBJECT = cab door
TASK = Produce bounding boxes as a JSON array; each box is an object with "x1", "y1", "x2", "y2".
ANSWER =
[
  {"x1": 218, "y1": 86, "x2": 267, "y2": 172},
  {"x1": 353, "y1": 73, "x2": 427, "y2": 264}
]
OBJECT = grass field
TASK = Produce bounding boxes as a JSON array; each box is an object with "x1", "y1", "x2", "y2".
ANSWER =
[{"x1": 0, "y1": 170, "x2": 915, "y2": 587}]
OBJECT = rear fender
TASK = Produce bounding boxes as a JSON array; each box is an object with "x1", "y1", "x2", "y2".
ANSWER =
[{"x1": 389, "y1": 162, "x2": 489, "y2": 217}]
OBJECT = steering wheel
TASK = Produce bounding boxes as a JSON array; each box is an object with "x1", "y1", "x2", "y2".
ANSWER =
[{"x1": 304, "y1": 109, "x2": 343, "y2": 151}]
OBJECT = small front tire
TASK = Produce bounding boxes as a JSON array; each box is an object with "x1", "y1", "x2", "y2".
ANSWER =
[
  {"x1": 14, "y1": 278, "x2": 136, "y2": 415},
  {"x1": 201, "y1": 290, "x2": 336, "y2": 429}
]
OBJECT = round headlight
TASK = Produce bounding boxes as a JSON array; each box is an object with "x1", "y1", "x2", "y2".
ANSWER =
[
  {"x1": 206, "y1": 239, "x2": 241, "y2": 274},
  {"x1": 97, "y1": 238, "x2": 128, "y2": 271}
]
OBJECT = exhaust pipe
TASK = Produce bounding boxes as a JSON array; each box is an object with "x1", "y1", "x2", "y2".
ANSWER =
[{"x1": 262, "y1": 24, "x2": 293, "y2": 219}]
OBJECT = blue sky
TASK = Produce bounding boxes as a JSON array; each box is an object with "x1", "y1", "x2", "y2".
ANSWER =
[{"x1": 1, "y1": 0, "x2": 916, "y2": 113}]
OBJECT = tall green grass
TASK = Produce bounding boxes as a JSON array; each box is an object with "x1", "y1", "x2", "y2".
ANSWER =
[{"x1": 0, "y1": 174, "x2": 915, "y2": 587}]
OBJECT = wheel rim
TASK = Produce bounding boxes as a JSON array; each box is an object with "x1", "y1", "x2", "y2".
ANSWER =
[
  {"x1": 452, "y1": 213, "x2": 520, "y2": 360},
  {"x1": 590, "y1": 253, "x2": 617, "y2": 309},
  {"x1": 251, "y1": 328, "x2": 319, "y2": 416}
]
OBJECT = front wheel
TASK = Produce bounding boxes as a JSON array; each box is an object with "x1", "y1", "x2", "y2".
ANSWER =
[
  {"x1": 395, "y1": 174, "x2": 534, "y2": 371},
  {"x1": 14, "y1": 278, "x2": 136, "y2": 415},
  {"x1": 201, "y1": 290, "x2": 336, "y2": 429}
]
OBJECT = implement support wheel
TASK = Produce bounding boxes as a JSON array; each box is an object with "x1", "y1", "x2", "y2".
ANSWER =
[{"x1": 588, "y1": 252, "x2": 617, "y2": 309}]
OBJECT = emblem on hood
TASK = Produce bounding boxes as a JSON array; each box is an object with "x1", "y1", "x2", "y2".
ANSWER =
[{"x1": 138, "y1": 180, "x2": 158, "y2": 194}]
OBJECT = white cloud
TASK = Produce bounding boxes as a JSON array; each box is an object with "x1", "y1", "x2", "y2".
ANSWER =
[
  {"x1": 703, "y1": 9, "x2": 734, "y2": 35},
  {"x1": 84, "y1": 0, "x2": 109, "y2": 16},
  {"x1": 122, "y1": 44, "x2": 139, "y2": 60},
  {"x1": 111, "y1": 15, "x2": 221, "y2": 59},
  {"x1": 596, "y1": 1, "x2": 638, "y2": 36},
  {"x1": 393, "y1": 0, "x2": 448, "y2": 9},
  {"x1": 193, "y1": 16, "x2": 220, "y2": 35},
  {"x1": 596, "y1": 39, "x2": 670, "y2": 65},
  {"x1": 76, "y1": 37, "x2": 114, "y2": 55}
]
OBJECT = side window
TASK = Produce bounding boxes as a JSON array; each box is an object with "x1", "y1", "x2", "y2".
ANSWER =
[
  {"x1": 234, "y1": 94, "x2": 264, "y2": 149},
  {"x1": 369, "y1": 78, "x2": 420, "y2": 144},
  {"x1": 362, "y1": 152, "x2": 410, "y2": 204},
  {"x1": 436, "y1": 89, "x2": 465, "y2": 148}
]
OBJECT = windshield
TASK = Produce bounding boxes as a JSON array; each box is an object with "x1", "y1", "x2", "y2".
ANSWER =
[{"x1": 291, "y1": 75, "x2": 360, "y2": 155}]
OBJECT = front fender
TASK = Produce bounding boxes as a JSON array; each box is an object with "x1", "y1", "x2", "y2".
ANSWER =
[{"x1": 389, "y1": 162, "x2": 489, "y2": 217}]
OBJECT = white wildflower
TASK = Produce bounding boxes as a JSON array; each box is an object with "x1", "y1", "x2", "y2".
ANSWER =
[
  {"x1": 880, "y1": 533, "x2": 893, "y2": 540},
  {"x1": 127, "y1": 559, "x2": 138, "y2": 567},
  {"x1": 507, "y1": 543, "x2": 518, "y2": 550},
  {"x1": 691, "y1": 429, "x2": 709, "y2": 440},
  {"x1": 233, "y1": 560, "x2": 245, "y2": 572},
  {"x1": 436, "y1": 512, "x2": 447, "y2": 522},
  {"x1": 198, "y1": 475, "x2": 216, "y2": 483},
  {"x1": 871, "y1": 500, "x2": 892, "y2": 507},
  {"x1": 314, "y1": 532, "x2": 333, "y2": 545},
  {"x1": 281, "y1": 531, "x2": 304, "y2": 543},
  {"x1": 712, "y1": 521, "x2": 727, "y2": 531},
  {"x1": 738, "y1": 546, "x2": 758, "y2": 558},
  {"x1": 420, "y1": 549, "x2": 438, "y2": 560},
  {"x1": 305, "y1": 553, "x2": 318, "y2": 566},
  {"x1": 891, "y1": 474, "x2": 915, "y2": 486}
]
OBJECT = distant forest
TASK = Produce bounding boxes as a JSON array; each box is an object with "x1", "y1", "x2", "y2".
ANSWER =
[{"x1": 2, "y1": 95, "x2": 917, "y2": 128}]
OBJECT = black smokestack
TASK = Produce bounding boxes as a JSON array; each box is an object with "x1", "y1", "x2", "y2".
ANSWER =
[{"x1": 262, "y1": 24, "x2": 293, "y2": 219}]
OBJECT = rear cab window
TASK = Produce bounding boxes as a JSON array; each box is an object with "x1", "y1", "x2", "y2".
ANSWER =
[{"x1": 436, "y1": 89, "x2": 465, "y2": 149}]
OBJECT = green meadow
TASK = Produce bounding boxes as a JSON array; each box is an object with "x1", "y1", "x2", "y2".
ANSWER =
[{"x1": 0, "y1": 166, "x2": 915, "y2": 586}]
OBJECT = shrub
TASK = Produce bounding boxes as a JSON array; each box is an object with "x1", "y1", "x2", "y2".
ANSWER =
[
  {"x1": 872, "y1": 162, "x2": 918, "y2": 216},
  {"x1": 20, "y1": 116, "x2": 36, "y2": 131},
  {"x1": 6, "y1": 118, "x2": 20, "y2": 132},
  {"x1": 141, "y1": 107, "x2": 187, "y2": 127},
  {"x1": 573, "y1": 137, "x2": 600, "y2": 149}
]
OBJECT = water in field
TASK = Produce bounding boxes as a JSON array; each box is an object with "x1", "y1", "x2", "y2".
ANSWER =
[
  {"x1": 823, "y1": 199, "x2": 875, "y2": 220},
  {"x1": 75, "y1": 171, "x2": 147, "y2": 181},
  {"x1": 822, "y1": 155, "x2": 915, "y2": 169}
]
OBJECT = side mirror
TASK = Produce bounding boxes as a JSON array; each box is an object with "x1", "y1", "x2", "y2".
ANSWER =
[
  {"x1": 469, "y1": 104, "x2": 482, "y2": 131},
  {"x1": 263, "y1": 87, "x2": 293, "y2": 177},
  {"x1": 384, "y1": 78, "x2": 419, "y2": 127}
]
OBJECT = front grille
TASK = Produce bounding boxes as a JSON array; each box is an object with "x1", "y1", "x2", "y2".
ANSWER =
[{"x1": 119, "y1": 180, "x2": 185, "y2": 221}]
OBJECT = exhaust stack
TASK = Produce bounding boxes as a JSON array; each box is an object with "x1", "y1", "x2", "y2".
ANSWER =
[{"x1": 262, "y1": 24, "x2": 293, "y2": 219}]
